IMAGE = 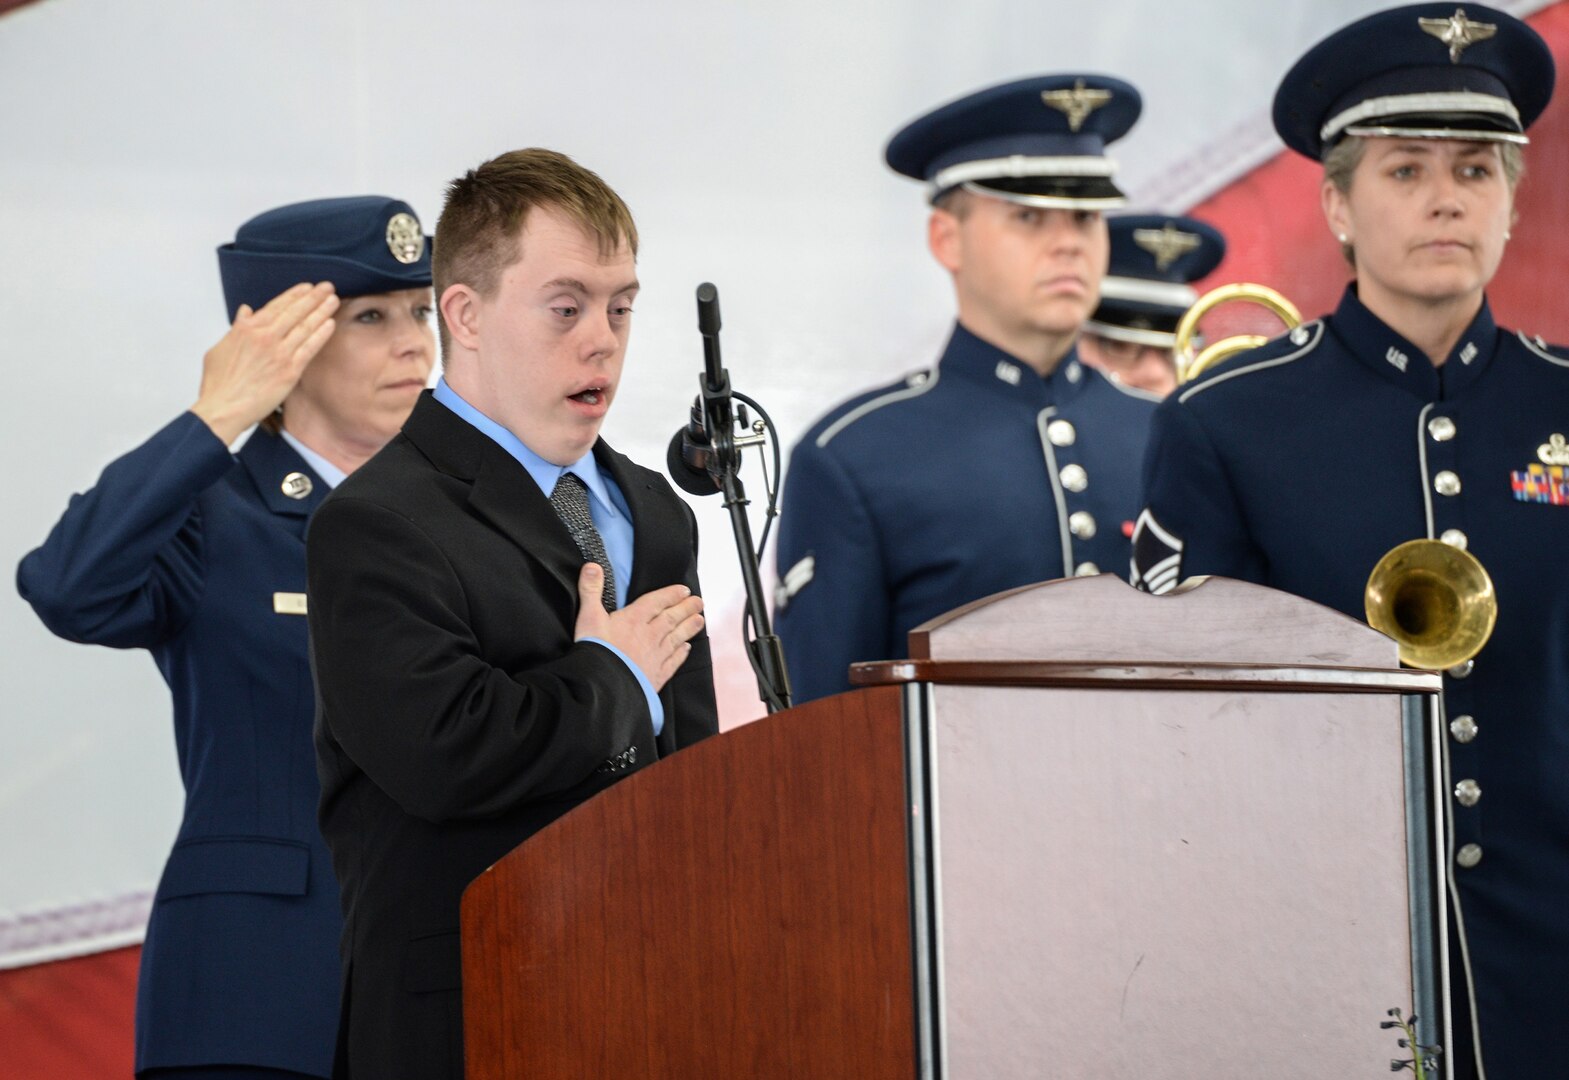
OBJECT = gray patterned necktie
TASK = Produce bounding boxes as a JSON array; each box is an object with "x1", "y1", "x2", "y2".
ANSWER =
[{"x1": 549, "y1": 472, "x2": 617, "y2": 611}]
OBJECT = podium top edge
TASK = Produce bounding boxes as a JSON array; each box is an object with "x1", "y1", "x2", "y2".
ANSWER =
[{"x1": 848, "y1": 659, "x2": 1442, "y2": 695}]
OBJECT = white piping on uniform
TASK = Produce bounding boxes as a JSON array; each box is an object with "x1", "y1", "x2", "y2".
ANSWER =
[
  {"x1": 957, "y1": 182, "x2": 1126, "y2": 211},
  {"x1": 1096, "y1": 276, "x2": 1198, "y2": 309},
  {"x1": 816, "y1": 368, "x2": 940, "y2": 448},
  {"x1": 1343, "y1": 124, "x2": 1528, "y2": 145},
  {"x1": 1417, "y1": 403, "x2": 1437, "y2": 541},
  {"x1": 932, "y1": 153, "x2": 1116, "y2": 191},
  {"x1": 1436, "y1": 694, "x2": 1489, "y2": 1078},
  {"x1": 1036, "y1": 407, "x2": 1076, "y2": 573},
  {"x1": 1081, "y1": 319, "x2": 1178, "y2": 351},
  {"x1": 1321, "y1": 90, "x2": 1519, "y2": 143},
  {"x1": 1092, "y1": 367, "x2": 1165, "y2": 403},
  {"x1": 1176, "y1": 322, "x2": 1325, "y2": 404},
  {"x1": 1517, "y1": 330, "x2": 1569, "y2": 368}
]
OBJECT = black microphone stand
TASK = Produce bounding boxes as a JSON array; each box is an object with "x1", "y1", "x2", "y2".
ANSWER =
[{"x1": 693, "y1": 283, "x2": 792, "y2": 713}]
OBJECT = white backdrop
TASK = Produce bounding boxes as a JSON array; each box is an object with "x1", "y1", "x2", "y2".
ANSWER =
[{"x1": 0, "y1": 0, "x2": 1546, "y2": 964}]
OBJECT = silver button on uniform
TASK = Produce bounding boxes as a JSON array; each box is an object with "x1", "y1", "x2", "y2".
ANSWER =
[
  {"x1": 1069, "y1": 511, "x2": 1097, "y2": 539},
  {"x1": 1428, "y1": 416, "x2": 1457, "y2": 441},
  {"x1": 1448, "y1": 659, "x2": 1475, "y2": 679},
  {"x1": 1060, "y1": 464, "x2": 1088, "y2": 492},
  {"x1": 1047, "y1": 419, "x2": 1077, "y2": 447},
  {"x1": 1450, "y1": 714, "x2": 1478, "y2": 743},
  {"x1": 1074, "y1": 562, "x2": 1100, "y2": 577},
  {"x1": 1440, "y1": 528, "x2": 1468, "y2": 550},
  {"x1": 1455, "y1": 779, "x2": 1482, "y2": 807},
  {"x1": 1456, "y1": 843, "x2": 1483, "y2": 869},
  {"x1": 1434, "y1": 470, "x2": 1461, "y2": 496}
]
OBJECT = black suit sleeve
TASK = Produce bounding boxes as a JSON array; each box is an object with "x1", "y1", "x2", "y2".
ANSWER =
[
  {"x1": 662, "y1": 497, "x2": 719, "y2": 747},
  {"x1": 308, "y1": 495, "x2": 651, "y2": 823}
]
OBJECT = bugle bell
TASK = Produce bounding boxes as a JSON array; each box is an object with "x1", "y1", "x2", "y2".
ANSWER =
[
  {"x1": 1364, "y1": 538, "x2": 1497, "y2": 669},
  {"x1": 1173, "y1": 283, "x2": 1302, "y2": 384}
]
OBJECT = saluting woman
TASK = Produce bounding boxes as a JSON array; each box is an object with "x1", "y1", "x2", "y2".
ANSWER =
[
  {"x1": 17, "y1": 197, "x2": 435, "y2": 1079},
  {"x1": 1132, "y1": 6, "x2": 1566, "y2": 1076}
]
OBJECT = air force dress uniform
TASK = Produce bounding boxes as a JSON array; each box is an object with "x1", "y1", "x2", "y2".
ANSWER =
[
  {"x1": 16, "y1": 197, "x2": 432, "y2": 1077},
  {"x1": 776, "y1": 75, "x2": 1158, "y2": 703},
  {"x1": 1131, "y1": 9, "x2": 1562, "y2": 1076}
]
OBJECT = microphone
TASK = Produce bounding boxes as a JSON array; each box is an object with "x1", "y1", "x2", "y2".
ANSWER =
[
  {"x1": 667, "y1": 400, "x2": 720, "y2": 496},
  {"x1": 666, "y1": 282, "x2": 731, "y2": 496}
]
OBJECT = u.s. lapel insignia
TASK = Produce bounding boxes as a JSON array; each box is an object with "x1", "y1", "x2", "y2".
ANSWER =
[
  {"x1": 1041, "y1": 79, "x2": 1112, "y2": 133},
  {"x1": 273, "y1": 592, "x2": 308, "y2": 615},
  {"x1": 1419, "y1": 8, "x2": 1497, "y2": 63},
  {"x1": 281, "y1": 472, "x2": 313, "y2": 500},
  {"x1": 1133, "y1": 223, "x2": 1201, "y2": 271},
  {"x1": 1538, "y1": 433, "x2": 1569, "y2": 466}
]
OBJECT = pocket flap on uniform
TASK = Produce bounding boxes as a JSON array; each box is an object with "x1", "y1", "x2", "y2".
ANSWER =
[
  {"x1": 402, "y1": 929, "x2": 462, "y2": 993},
  {"x1": 156, "y1": 837, "x2": 310, "y2": 900}
]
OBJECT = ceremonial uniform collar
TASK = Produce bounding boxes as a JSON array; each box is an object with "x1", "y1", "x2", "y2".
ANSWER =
[
  {"x1": 940, "y1": 322, "x2": 1089, "y2": 406},
  {"x1": 1329, "y1": 285, "x2": 1498, "y2": 400}
]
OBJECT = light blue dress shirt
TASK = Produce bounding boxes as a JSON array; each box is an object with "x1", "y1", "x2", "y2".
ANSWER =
[
  {"x1": 280, "y1": 430, "x2": 346, "y2": 489},
  {"x1": 432, "y1": 378, "x2": 663, "y2": 734}
]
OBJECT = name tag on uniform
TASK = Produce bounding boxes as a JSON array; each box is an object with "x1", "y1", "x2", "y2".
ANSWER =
[{"x1": 273, "y1": 592, "x2": 308, "y2": 615}]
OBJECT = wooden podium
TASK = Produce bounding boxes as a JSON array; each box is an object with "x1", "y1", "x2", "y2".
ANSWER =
[{"x1": 461, "y1": 576, "x2": 1447, "y2": 1078}]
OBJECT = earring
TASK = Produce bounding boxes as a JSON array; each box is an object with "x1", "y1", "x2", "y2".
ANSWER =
[
  {"x1": 1504, "y1": 230, "x2": 1513, "y2": 240},
  {"x1": 1337, "y1": 232, "x2": 1349, "y2": 244}
]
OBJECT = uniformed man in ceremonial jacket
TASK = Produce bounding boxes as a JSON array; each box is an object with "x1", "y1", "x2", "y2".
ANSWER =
[
  {"x1": 1077, "y1": 214, "x2": 1226, "y2": 397},
  {"x1": 775, "y1": 75, "x2": 1158, "y2": 703},
  {"x1": 1131, "y1": 6, "x2": 1564, "y2": 1076}
]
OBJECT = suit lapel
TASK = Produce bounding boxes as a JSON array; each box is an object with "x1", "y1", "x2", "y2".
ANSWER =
[
  {"x1": 401, "y1": 394, "x2": 690, "y2": 608},
  {"x1": 402, "y1": 393, "x2": 583, "y2": 601},
  {"x1": 238, "y1": 428, "x2": 329, "y2": 530}
]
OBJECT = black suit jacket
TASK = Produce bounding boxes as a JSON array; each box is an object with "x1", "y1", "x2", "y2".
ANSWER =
[{"x1": 307, "y1": 393, "x2": 718, "y2": 1080}]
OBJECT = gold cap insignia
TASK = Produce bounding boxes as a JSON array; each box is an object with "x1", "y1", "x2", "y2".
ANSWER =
[
  {"x1": 1538, "y1": 433, "x2": 1569, "y2": 466},
  {"x1": 385, "y1": 212, "x2": 425, "y2": 265},
  {"x1": 281, "y1": 471, "x2": 314, "y2": 500},
  {"x1": 1133, "y1": 223, "x2": 1202, "y2": 271},
  {"x1": 1420, "y1": 8, "x2": 1497, "y2": 64},
  {"x1": 1041, "y1": 79, "x2": 1112, "y2": 133}
]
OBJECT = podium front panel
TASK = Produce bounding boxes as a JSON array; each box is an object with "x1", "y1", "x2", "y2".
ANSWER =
[{"x1": 924, "y1": 683, "x2": 1414, "y2": 1077}]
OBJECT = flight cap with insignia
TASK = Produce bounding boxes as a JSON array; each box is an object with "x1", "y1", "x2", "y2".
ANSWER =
[
  {"x1": 1273, "y1": 4, "x2": 1555, "y2": 161},
  {"x1": 1085, "y1": 214, "x2": 1227, "y2": 348},
  {"x1": 217, "y1": 196, "x2": 434, "y2": 322},
  {"x1": 885, "y1": 73, "x2": 1142, "y2": 208}
]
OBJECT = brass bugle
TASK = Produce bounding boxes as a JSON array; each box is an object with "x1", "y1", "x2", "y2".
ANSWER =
[
  {"x1": 1174, "y1": 283, "x2": 1302, "y2": 384},
  {"x1": 1364, "y1": 539, "x2": 1498, "y2": 669}
]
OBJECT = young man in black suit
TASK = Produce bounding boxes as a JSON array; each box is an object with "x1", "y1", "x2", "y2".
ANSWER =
[{"x1": 306, "y1": 148, "x2": 717, "y2": 1079}]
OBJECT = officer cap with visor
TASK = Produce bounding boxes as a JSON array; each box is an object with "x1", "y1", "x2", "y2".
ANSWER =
[
  {"x1": 886, "y1": 73, "x2": 1142, "y2": 208},
  {"x1": 217, "y1": 196, "x2": 433, "y2": 322},
  {"x1": 1272, "y1": 3, "x2": 1554, "y2": 161},
  {"x1": 1085, "y1": 214, "x2": 1226, "y2": 349}
]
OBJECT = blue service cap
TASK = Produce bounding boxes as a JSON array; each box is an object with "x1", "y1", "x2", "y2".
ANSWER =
[
  {"x1": 1273, "y1": 4, "x2": 1554, "y2": 161},
  {"x1": 885, "y1": 74, "x2": 1141, "y2": 207},
  {"x1": 217, "y1": 196, "x2": 433, "y2": 322},
  {"x1": 1085, "y1": 214, "x2": 1226, "y2": 348}
]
